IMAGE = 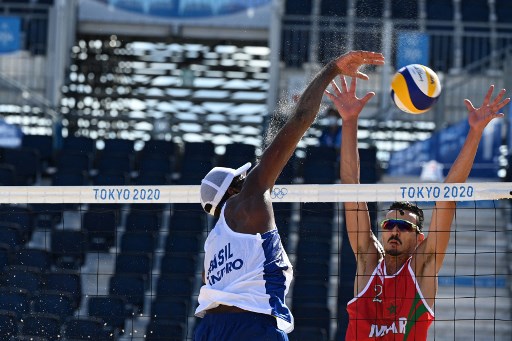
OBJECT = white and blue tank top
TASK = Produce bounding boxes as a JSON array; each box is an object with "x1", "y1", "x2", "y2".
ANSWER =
[{"x1": 195, "y1": 205, "x2": 294, "y2": 333}]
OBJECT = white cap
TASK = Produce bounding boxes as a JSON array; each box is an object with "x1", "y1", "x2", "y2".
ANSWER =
[{"x1": 200, "y1": 162, "x2": 252, "y2": 216}]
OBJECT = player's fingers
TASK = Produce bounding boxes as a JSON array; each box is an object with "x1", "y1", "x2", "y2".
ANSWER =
[
  {"x1": 339, "y1": 76, "x2": 348, "y2": 93},
  {"x1": 464, "y1": 99, "x2": 475, "y2": 112},
  {"x1": 495, "y1": 97, "x2": 511, "y2": 110},
  {"x1": 491, "y1": 89, "x2": 507, "y2": 106},
  {"x1": 355, "y1": 71, "x2": 369, "y2": 81},
  {"x1": 349, "y1": 77, "x2": 357, "y2": 93},
  {"x1": 483, "y1": 85, "x2": 494, "y2": 105},
  {"x1": 360, "y1": 92, "x2": 375, "y2": 106}
]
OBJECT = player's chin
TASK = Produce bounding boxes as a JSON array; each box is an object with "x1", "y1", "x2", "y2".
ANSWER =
[{"x1": 385, "y1": 248, "x2": 401, "y2": 256}]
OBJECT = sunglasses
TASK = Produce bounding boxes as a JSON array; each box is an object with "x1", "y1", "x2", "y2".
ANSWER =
[{"x1": 380, "y1": 219, "x2": 420, "y2": 233}]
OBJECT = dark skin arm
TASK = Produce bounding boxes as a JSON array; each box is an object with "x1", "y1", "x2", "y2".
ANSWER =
[{"x1": 225, "y1": 51, "x2": 385, "y2": 234}]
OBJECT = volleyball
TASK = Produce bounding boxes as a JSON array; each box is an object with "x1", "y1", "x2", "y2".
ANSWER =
[{"x1": 390, "y1": 64, "x2": 442, "y2": 114}]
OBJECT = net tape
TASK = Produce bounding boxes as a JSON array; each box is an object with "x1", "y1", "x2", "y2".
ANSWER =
[{"x1": 0, "y1": 182, "x2": 510, "y2": 204}]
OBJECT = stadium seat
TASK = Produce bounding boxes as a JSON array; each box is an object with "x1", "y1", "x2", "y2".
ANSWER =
[
  {"x1": 11, "y1": 247, "x2": 52, "y2": 272},
  {"x1": 221, "y1": 143, "x2": 256, "y2": 169},
  {"x1": 295, "y1": 238, "x2": 332, "y2": 260},
  {"x1": 168, "y1": 210, "x2": 205, "y2": 234},
  {"x1": 45, "y1": 270, "x2": 82, "y2": 309},
  {"x1": 275, "y1": 156, "x2": 297, "y2": 184},
  {"x1": 299, "y1": 216, "x2": 334, "y2": 241},
  {"x1": 426, "y1": 0, "x2": 454, "y2": 21},
  {"x1": 0, "y1": 164, "x2": 16, "y2": 185},
  {"x1": 0, "y1": 287, "x2": 31, "y2": 319},
  {"x1": 120, "y1": 231, "x2": 157, "y2": 255},
  {"x1": 0, "y1": 310, "x2": 17, "y2": 340},
  {"x1": 64, "y1": 317, "x2": 111, "y2": 341},
  {"x1": 292, "y1": 280, "x2": 329, "y2": 308},
  {"x1": 292, "y1": 303, "x2": 331, "y2": 339},
  {"x1": 56, "y1": 150, "x2": 92, "y2": 173},
  {"x1": 22, "y1": 134, "x2": 54, "y2": 167},
  {"x1": 156, "y1": 274, "x2": 194, "y2": 299},
  {"x1": 145, "y1": 320, "x2": 186, "y2": 341},
  {"x1": 0, "y1": 222, "x2": 24, "y2": 249},
  {"x1": 300, "y1": 202, "x2": 336, "y2": 221},
  {"x1": 165, "y1": 231, "x2": 201, "y2": 255},
  {"x1": 115, "y1": 252, "x2": 153, "y2": 281},
  {"x1": 289, "y1": 326, "x2": 328, "y2": 341},
  {"x1": 1, "y1": 265, "x2": 43, "y2": 292},
  {"x1": 102, "y1": 138, "x2": 134, "y2": 157},
  {"x1": 160, "y1": 254, "x2": 198, "y2": 276},
  {"x1": 285, "y1": 0, "x2": 312, "y2": 15},
  {"x1": 52, "y1": 169, "x2": 88, "y2": 186},
  {"x1": 2, "y1": 147, "x2": 40, "y2": 185},
  {"x1": 495, "y1": 0, "x2": 512, "y2": 23},
  {"x1": 31, "y1": 203, "x2": 64, "y2": 229},
  {"x1": 0, "y1": 205, "x2": 35, "y2": 243},
  {"x1": 150, "y1": 296, "x2": 190, "y2": 324},
  {"x1": 355, "y1": 0, "x2": 384, "y2": 18},
  {"x1": 294, "y1": 258, "x2": 330, "y2": 282},
  {"x1": 96, "y1": 153, "x2": 133, "y2": 174},
  {"x1": 50, "y1": 229, "x2": 87, "y2": 269},
  {"x1": 62, "y1": 136, "x2": 96, "y2": 155},
  {"x1": 135, "y1": 170, "x2": 169, "y2": 185},
  {"x1": 125, "y1": 210, "x2": 161, "y2": 233},
  {"x1": 391, "y1": 0, "x2": 418, "y2": 19},
  {"x1": 33, "y1": 290, "x2": 76, "y2": 319},
  {"x1": 0, "y1": 243, "x2": 10, "y2": 270},
  {"x1": 20, "y1": 312, "x2": 62, "y2": 340},
  {"x1": 141, "y1": 139, "x2": 176, "y2": 159},
  {"x1": 320, "y1": 0, "x2": 347, "y2": 16},
  {"x1": 137, "y1": 155, "x2": 173, "y2": 175},
  {"x1": 87, "y1": 296, "x2": 130, "y2": 334},
  {"x1": 109, "y1": 273, "x2": 146, "y2": 314},
  {"x1": 82, "y1": 209, "x2": 118, "y2": 251},
  {"x1": 461, "y1": 0, "x2": 489, "y2": 22}
]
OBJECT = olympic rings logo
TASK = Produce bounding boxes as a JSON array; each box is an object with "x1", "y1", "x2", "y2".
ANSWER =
[{"x1": 271, "y1": 187, "x2": 288, "y2": 199}]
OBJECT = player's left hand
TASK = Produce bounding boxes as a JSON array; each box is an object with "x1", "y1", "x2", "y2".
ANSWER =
[{"x1": 464, "y1": 85, "x2": 510, "y2": 132}]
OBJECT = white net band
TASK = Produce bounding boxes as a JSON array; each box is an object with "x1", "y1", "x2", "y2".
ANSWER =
[{"x1": 0, "y1": 182, "x2": 510, "y2": 204}]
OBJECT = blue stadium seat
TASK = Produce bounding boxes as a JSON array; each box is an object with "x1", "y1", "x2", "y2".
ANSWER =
[
  {"x1": 292, "y1": 303, "x2": 331, "y2": 339},
  {"x1": 2, "y1": 147, "x2": 40, "y2": 185},
  {"x1": 11, "y1": 247, "x2": 52, "y2": 272},
  {"x1": 165, "y1": 232, "x2": 201, "y2": 255},
  {"x1": 52, "y1": 169, "x2": 88, "y2": 186},
  {"x1": 93, "y1": 171, "x2": 129, "y2": 186},
  {"x1": 109, "y1": 273, "x2": 145, "y2": 314},
  {"x1": 120, "y1": 231, "x2": 157, "y2": 255},
  {"x1": 88, "y1": 296, "x2": 130, "y2": 334},
  {"x1": 145, "y1": 320, "x2": 186, "y2": 341},
  {"x1": 356, "y1": 0, "x2": 384, "y2": 18},
  {"x1": 292, "y1": 280, "x2": 329, "y2": 308},
  {"x1": 156, "y1": 274, "x2": 194, "y2": 299},
  {"x1": 2, "y1": 265, "x2": 43, "y2": 292},
  {"x1": 299, "y1": 216, "x2": 334, "y2": 241},
  {"x1": 320, "y1": 0, "x2": 347, "y2": 16},
  {"x1": 102, "y1": 138, "x2": 134, "y2": 157},
  {"x1": 62, "y1": 136, "x2": 96, "y2": 155},
  {"x1": 426, "y1": 0, "x2": 454, "y2": 21},
  {"x1": 82, "y1": 210, "x2": 118, "y2": 251},
  {"x1": 135, "y1": 170, "x2": 169, "y2": 185},
  {"x1": 295, "y1": 238, "x2": 331, "y2": 260},
  {"x1": 0, "y1": 310, "x2": 17, "y2": 340},
  {"x1": 125, "y1": 210, "x2": 161, "y2": 233},
  {"x1": 160, "y1": 254, "x2": 198, "y2": 276},
  {"x1": 33, "y1": 290, "x2": 76, "y2": 319},
  {"x1": 294, "y1": 258, "x2": 330, "y2": 282},
  {"x1": 391, "y1": 0, "x2": 418, "y2": 19},
  {"x1": 0, "y1": 243, "x2": 10, "y2": 271},
  {"x1": 300, "y1": 202, "x2": 335, "y2": 221},
  {"x1": 221, "y1": 143, "x2": 256, "y2": 169},
  {"x1": 20, "y1": 313, "x2": 62, "y2": 340},
  {"x1": 0, "y1": 164, "x2": 16, "y2": 185},
  {"x1": 64, "y1": 317, "x2": 112, "y2": 341},
  {"x1": 178, "y1": 142, "x2": 216, "y2": 184},
  {"x1": 115, "y1": 252, "x2": 152, "y2": 281},
  {"x1": 0, "y1": 287, "x2": 31, "y2": 319},
  {"x1": 461, "y1": 0, "x2": 489, "y2": 22},
  {"x1": 495, "y1": 0, "x2": 512, "y2": 23},
  {"x1": 168, "y1": 211, "x2": 205, "y2": 234},
  {"x1": 0, "y1": 223, "x2": 24, "y2": 250},
  {"x1": 137, "y1": 155, "x2": 173, "y2": 175},
  {"x1": 141, "y1": 139, "x2": 176, "y2": 159},
  {"x1": 22, "y1": 134, "x2": 54, "y2": 167},
  {"x1": 289, "y1": 326, "x2": 328, "y2": 341},
  {"x1": 275, "y1": 156, "x2": 297, "y2": 184},
  {"x1": 56, "y1": 150, "x2": 92, "y2": 173},
  {"x1": 150, "y1": 296, "x2": 190, "y2": 324},
  {"x1": 0, "y1": 205, "x2": 35, "y2": 243},
  {"x1": 45, "y1": 270, "x2": 82, "y2": 309},
  {"x1": 50, "y1": 229, "x2": 87, "y2": 269},
  {"x1": 96, "y1": 153, "x2": 133, "y2": 174},
  {"x1": 31, "y1": 203, "x2": 64, "y2": 228},
  {"x1": 285, "y1": 0, "x2": 312, "y2": 15}
]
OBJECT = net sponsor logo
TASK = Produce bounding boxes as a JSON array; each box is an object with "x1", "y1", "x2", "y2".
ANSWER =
[
  {"x1": 206, "y1": 242, "x2": 244, "y2": 286},
  {"x1": 400, "y1": 185, "x2": 474, "y2": 200},
  {"x1": 93, "y1": 188, "x2": 161, "y2": 201},
  {"x1": 369, "y1": 317, "x2": 407, "y2": 337}
]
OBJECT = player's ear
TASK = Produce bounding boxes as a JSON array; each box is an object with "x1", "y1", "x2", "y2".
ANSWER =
[{"x1": 416, "y1": 232, "x2": 425, "y2": 244}]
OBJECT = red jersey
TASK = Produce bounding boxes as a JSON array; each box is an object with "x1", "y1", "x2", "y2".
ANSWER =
[{"x1": 346, "y1": 258, "x2": 434, "y2": 340}]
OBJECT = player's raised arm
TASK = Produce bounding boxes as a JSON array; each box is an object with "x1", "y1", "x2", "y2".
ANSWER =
[
  {"x1": 326, "y1": 76, "x2": 383, "y2": 291},
  {"x1": 420, "y1": 85, "x2": 509, "y2": 273},
  {"x1": 247, "y1": 51, "x2": 384, "y2": 193}
]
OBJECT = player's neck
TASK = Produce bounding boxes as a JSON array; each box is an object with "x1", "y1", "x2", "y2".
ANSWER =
[{"x1": 383, "y1": 254, "x2": 410, "y2": 275}]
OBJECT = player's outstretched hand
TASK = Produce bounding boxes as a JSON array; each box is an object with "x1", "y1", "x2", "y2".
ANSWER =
[
  {"x1": 325, "y1": 76, "x2": 375, "y2": 121},
  {"x1": 334, "y1": 51, "x2": 385, "y2": 80},
  {"x1": 464, "y1": 85, "x2": 510, "y2": 132}
]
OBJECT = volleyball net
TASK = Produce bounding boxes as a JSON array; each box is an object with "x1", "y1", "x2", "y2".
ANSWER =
[{"x1": 0, "y1": 182, "x2": 511, "y2": 341}]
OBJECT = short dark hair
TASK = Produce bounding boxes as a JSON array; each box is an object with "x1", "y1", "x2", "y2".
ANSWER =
[{"x1": 388, "y1": 201, "x2": 424, "y2": 231}]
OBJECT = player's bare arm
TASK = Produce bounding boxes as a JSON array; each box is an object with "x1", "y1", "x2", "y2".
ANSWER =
[
  {"x1": 326, "y1": 75, "x2": 383, "y2": 293},
  {"x1": 413, "y1": 85, "x2": 509, "y2": 304}
]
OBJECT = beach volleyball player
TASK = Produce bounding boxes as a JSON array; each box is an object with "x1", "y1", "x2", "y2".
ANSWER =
[
  {"x1": 193, "y1": 51, "x2": 385, "y2": 340},
  {"x1": 326, "y1": 78, "x2": 509, "y2": 340}
]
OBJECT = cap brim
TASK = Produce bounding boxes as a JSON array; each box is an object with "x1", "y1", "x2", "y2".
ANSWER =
[{"x1": 233, "y1": 162, "x2": 251, "y2": 177}]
